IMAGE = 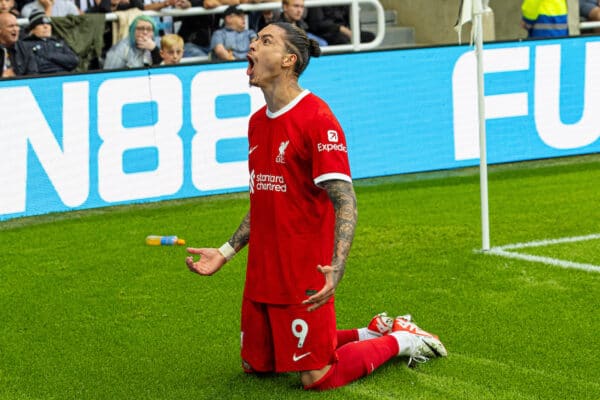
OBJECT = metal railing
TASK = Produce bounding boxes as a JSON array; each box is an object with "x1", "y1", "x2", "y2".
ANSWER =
[
  {"x1": 17, "y1": 0, "x2": 385, "y2": 58},
  {"x1": 580, "y1": 20, "x2": 600, "y2": 31}
]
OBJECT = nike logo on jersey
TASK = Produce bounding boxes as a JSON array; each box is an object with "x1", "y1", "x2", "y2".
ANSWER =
[
  {"x1": 292, "y1": 352, "x2": 312, "y2": 362},
  {"x1": 249, "y1": 145, "x2": 258, "y2": 155}
]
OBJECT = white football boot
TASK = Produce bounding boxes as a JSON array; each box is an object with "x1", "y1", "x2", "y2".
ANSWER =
[{"x1": 391, "y1": 315, "x2": 448, "y2": 367}]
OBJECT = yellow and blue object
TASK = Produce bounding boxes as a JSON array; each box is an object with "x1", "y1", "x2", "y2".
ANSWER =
[
  {"x1": 146, "y1": 235, "x2": 186, "y2": 246},
  {"x1": 522, "y1": 0, "x2": 568, "y2": 37}
]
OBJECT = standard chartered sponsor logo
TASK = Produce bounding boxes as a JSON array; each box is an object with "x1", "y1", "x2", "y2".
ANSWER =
[
  {"x1": 250, "y1": 170, "x2": 287, "y2": 193},
  {"x1": 317, "y1": 143, "x2": 347, "y2": 152}
]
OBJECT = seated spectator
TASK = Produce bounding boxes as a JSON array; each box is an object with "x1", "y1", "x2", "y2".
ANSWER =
[
  {"x1": 580, "y1": 0, "x2": 600, "y2": 33},
  {"x1": 210, "y1": 5, "x2": 256, "y2": 61},
  {"x1": 19, "y1": 10, "x2": 79, "y2": 74},
  {"x1": 0, "y1": 12, "x2": 34, "y2": 76},
  {"x1": 521, "y1": 0, "x2": 567, "y2": 38},
  {"x1": 177, "y1": 0, "x2": 232, "y2": 58},
  {"x1": 0, "y1": 11, "x2": 19, "y2": 76},
  {"x1": 277, "y1": 0, "x2": 326, "y2": 46},
  {"x1": 159, "y1": 32, "x2": 183, "y2": 64},
  {"x1": 104, "y1": 15, "x2": 161, "y2": 69},
  {"x1": 305, "y1": 5, "x2": 374, "y2": 45},
  {"x1": 0, "y1": 0, "x2": 20, "y2": 17},
  {"x1": 21, "y1": 0, "x2": 80, "y2": 18},
  {"x1": 84, "y1": 0, "x2": 143, "y2": 68}
]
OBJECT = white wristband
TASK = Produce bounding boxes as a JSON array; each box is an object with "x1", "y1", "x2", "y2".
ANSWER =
[{"x1": 218, "y1": 242, "x2": 236, "y2": 261}]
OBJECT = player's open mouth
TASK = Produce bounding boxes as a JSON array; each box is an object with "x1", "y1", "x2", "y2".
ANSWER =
[{"x1": 246, "y1": 55, "x2": 255, "y2": 76}]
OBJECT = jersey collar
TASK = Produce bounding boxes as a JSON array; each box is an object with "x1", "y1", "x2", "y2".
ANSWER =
[{"x1": 266, "y1": 89, "x2": 310, "y2": 119}]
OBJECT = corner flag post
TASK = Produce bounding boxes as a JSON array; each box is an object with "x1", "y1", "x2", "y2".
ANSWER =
[
  {"x1": 474, "y1": 0, "x2": 490, "y2": 251},
  {"x1": 455, "y1": 0, "x2": 491, "y2": 251}
]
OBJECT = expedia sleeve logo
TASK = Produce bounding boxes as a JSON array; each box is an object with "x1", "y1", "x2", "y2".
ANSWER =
[
  {"x1": 317, "y1": 142, "x2": 347, "y2": 152},
  {"x1": 317, "y1": 129, "x2": 347, "y2": 153},
  {"x1": 327, "y1": 130, "x2": 338, "y2": 142}
]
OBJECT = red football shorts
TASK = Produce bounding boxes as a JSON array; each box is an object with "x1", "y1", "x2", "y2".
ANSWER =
[{"x1": 240, "y1": 296, "x2": 337, "y2": 373}]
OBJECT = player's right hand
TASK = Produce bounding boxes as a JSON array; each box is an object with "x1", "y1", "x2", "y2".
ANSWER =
[{"x1": 186, "y1": 247, "x2": 226, "y2": 276}]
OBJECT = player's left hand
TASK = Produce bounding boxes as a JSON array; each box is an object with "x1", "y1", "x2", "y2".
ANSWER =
[{"x1": 302, "y1": 264, "x2": 336, "y2": 311}]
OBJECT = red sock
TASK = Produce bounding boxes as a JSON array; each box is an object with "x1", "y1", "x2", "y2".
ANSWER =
[
  {"x1": 336, "y1": 329, "x2": 359, "y2": 347},
  {"x1": 305, "y1": 335, "x2": 399, "y2": 391}
]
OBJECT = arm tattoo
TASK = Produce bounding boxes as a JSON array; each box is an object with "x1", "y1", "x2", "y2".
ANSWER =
[
  {"x1": 228, "y1": 211, "x2": 250, "y2": 252},
  {"x1": 321, "y1": 180, "x2": 358, "y2": 288}
]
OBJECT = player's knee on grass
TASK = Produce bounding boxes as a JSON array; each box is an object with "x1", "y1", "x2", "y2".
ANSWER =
[
  {"x1": 301, "y1": 365, "x2": 333, "y2": 390},
  {"x1": 242, "y1": 359, "x2": 276, "y2": 375}
]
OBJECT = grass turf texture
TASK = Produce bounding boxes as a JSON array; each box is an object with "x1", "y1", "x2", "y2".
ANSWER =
[{"x1": 1, "y1": 154, "x2": 599, "y2": 400}]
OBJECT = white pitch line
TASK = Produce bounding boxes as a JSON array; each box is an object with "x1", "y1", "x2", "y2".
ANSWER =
[
  {"x1": 494, "y1": 233, "x2": 600, "y2": 250},
  {"x1": 484, "y1": 233, "x2": 600, "y2": 273},
  {"x1": 487, "y1": 248, "x2": 600, "y2": 273}
]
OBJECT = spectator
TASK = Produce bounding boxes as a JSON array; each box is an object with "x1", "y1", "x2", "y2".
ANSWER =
[
  {"x1": 0, "y1": 0, "x2": 20, "y2": 17},
  {"x1": 305, "y1": 5, "x2": 374, "y2": 45},
  {"x1": 21, "y1": 0, "x2": 80, "y2": 18},
  {"x1": 277, "y1": 0, "x2": 326, "y2": 46},
  {"x1": 521, "y1": 0, "x2": 567, "y2": 38},
  {"x1": 0, "y1": 12, "x2": 33, "y2": 76},
  {"x1": 103, "y1": 15, "x2": 161, "y2": 69},
  {"x1": 177, "y1": 0, "x2": 236, "y2": 58},
  {"x1": 18, "y1": 10, "x2": 79, "y2": 74},
  {"x1": 580, "y1": 0, "x2": 600, "y2": 33},
  {"x1": 84, "y1": 0, "x2": 143, "y2": 68},
  {"x1": 159, "y1": 32, "x2": 183, "y2": 64},
  {"x1": 210, "y1": 4, "x2": 256, "y2": 61}
]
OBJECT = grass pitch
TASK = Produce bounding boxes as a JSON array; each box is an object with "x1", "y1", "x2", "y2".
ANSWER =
[{"x1": 1, "y1": 154, "x2": 599, "y2": 399}]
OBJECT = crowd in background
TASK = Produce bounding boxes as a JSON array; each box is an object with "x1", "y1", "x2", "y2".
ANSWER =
[
  {"x1": 2, "y1": 0, "x2": 600, "y2": 78},
  {"x1": 0, "y1": 0, "x2": 375, "y2": 78}
]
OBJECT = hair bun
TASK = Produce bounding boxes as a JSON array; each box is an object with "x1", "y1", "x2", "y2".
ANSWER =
[{"x1": 309, "y1": 39, "x2": 322, "y2": 57}]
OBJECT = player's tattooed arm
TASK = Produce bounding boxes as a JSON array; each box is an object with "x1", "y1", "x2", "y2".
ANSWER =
[
  {"x1": 228, "y1": 211, "x2": 251, "y2": 252},
  {"x1": 321, "y1": 179, "x2": 358, "y2": 288}
]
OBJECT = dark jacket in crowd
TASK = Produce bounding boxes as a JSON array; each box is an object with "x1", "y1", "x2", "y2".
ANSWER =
[
  {"x1": 306, "y1": 6, "x2": 349, "y2": 44},
  {"x1": 306, "y1": 5, "x2": 374, "y2": 45},
  {"x1": 19, "y1": 35, "x2": 79, "y2": 74},
  {"x1": 177, "y1": 0, "x2": 219, "y2": 49},
  {"x1": 0, "y1": 42, "x2": 36, "y2": 77},
  {"x1": 51, "y1": 14, "x2": 106, "y2": 72}
]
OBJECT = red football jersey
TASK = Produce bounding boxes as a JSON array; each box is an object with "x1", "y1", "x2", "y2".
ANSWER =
[{"x1": 244, "y1": 90, "x2": 352, "y2": 304}]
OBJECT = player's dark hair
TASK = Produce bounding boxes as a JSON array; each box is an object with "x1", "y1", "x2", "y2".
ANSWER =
[{"x1": 271, "y1": 21, "x2": 321, "y2": 77}]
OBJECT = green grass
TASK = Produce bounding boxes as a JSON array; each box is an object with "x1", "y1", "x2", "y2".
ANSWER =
[{"x1": 1, "y1": 154, "x2": 599, "y2": 399}]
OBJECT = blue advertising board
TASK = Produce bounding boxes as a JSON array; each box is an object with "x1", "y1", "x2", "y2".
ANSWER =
[{"x1": 1, "y1": 36, "x2": 599, "y2": 220}]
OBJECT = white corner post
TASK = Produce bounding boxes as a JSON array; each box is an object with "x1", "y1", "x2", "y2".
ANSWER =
[{"x1": 474, "y1": 0, "x2": 490, "y2": 251}]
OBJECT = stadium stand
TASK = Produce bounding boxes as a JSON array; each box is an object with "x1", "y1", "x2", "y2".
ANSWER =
[{"x1": 12, "y1": 0, "x2": 394, "y2": 69}]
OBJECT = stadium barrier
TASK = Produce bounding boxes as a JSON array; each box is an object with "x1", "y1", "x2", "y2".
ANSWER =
[{"x1": 16, "y1": 0, "x2": 385, "y2": 61}]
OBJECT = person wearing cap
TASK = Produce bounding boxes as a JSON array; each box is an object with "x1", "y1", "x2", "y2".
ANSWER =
[
  {"x1": 103, "y1": 15, "x2": 161, "y2": 69},
  {"x1": 210, "y1": 5, "x2": 256, "y2": 61},
  {"x1": 21, "y1": 0, "x2": 80, "y2": 19},
  {"x1": 18, "y1": 10, "x2": 79, "y2": 75}
]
